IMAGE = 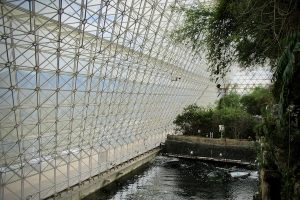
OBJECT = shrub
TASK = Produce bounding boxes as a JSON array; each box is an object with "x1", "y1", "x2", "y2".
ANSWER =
[
  {"x1": 213, "y1": 107, "x2": 256, "y2": 139},
  {"x1": 173, "y1": 104, "x2": 215, "y2": 136},
  {"x1": 174, "y1": 103, "x2": 257, "y2": 139},
  {"x1": 217, "y1": 92, "x2": 241, "y2": 110},
  {"x1": 240, "y1": 87, "x2": 274, "y2": 115}
]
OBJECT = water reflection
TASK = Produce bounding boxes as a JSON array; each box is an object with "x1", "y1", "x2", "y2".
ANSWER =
[{"x1": 85, "y1": 156, "x2": 258, "y2": 200}]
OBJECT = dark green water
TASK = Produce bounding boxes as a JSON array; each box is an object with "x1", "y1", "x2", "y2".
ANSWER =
[{"x1": 86, "y1": 156, "x2": 258, "y2": 200}]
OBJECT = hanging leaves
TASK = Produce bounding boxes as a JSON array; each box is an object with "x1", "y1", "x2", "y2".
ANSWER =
[{"x1": 171, "y1": 0, "x2": 300, "y2": 80}]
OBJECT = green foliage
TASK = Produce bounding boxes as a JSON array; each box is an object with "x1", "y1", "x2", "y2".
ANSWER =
[
  {"x1": 217, "y1": 92, "x2": 241, "y2": 110},
  {"x1": 172, "y1": 0, "x2": 300, "y2": 78},
  {"x1": 173, "y1": 104, "x2": 215, "y2": 135},
  {"x1": 213, "y1": 107, "x2": 256, "y2": 139},
  {"x1": 273, "y1": 33, "x2": 300, "y2": 117},
  {"x1": 172, "y1": 0, "x2": 300, "y2": 198},
  {"x1": 258, "y1": 112, "x2": 300, "y2": 200},
  {"x1": 173, "y1": 91, "x2": 263, "y2": 139},
  {"x1": 240, "y1": 87, "x2": 274, "y2": 115}
]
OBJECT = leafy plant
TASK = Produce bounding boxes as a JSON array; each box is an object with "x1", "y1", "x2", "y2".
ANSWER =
[
  {"x1": 173, "y1": 104, "x2": 215, "y2": 135},
  {"x1": 240, "y1": 87, "x2": 274, "y2": 115},
  {"x1": 174, "y1": 91, "x2": 260, "y2": 139},
  {"x1": 213, "y1": 107, "x2": 256, "y2": 139},
  {"x1": 171, "y1": 0, "x2": 300, "y2": 79},
  {"x1": 217, "y1": 92, "x2": 241, "y2": 110},
  {"x1": 172, "y1": 0, "x2": 300, "y2": 197}
]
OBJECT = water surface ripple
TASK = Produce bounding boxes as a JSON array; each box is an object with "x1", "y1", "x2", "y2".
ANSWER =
[{"x1": 86, "y1": 156, "x2": 258, "y2": 200}]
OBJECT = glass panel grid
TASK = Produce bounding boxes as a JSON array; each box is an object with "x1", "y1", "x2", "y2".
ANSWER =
[{"x1": 0, "y1": 0, "x2": 217, "y2": 199}]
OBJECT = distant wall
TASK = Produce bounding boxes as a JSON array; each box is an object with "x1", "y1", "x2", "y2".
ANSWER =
[{"x1": 165, "y1": 135, "x2": 257, "y2": 163}]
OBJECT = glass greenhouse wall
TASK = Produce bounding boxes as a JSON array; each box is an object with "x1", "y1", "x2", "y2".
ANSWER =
[
  {"x1": 0, "y1": 0, "x2": 218, "y2": 199},
  {"x1": 225, "y1": 65, "x2": 272, "y2": 94}
]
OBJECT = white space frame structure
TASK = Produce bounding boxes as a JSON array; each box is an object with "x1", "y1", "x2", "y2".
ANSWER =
[{"x1": 0, "y1": 0, "x2": 219, "y2": 199}]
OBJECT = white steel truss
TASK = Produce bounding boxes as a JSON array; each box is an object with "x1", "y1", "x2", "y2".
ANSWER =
[
  {"x1": 0, "y1": 0, "x2": 218, "y2": 199},
  {"x1": 225, "y1": 65, "x2": 273, "y2": 94}
]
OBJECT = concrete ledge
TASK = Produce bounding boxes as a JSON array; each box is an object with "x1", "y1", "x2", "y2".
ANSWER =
[
  {"x1": 165, "y1": 137, "x2": 257, "y2": 163},
  {"x1": 167, "y1": 135, "x2": 255, "y2": 147},
  {"x1": 165, "y1": 153, "x2": 255, "y2": 167},
  {"x1": 46, "y1": 148, "x2": 160, "y2": 200}
]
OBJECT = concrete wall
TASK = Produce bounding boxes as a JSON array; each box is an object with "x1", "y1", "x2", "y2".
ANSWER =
[
  {"x1": 47, "y1": 148, "x2": 160, "y2": 200},
  {"x1": 165, "y1": 136, "x2": 257, "y2": 163}
]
